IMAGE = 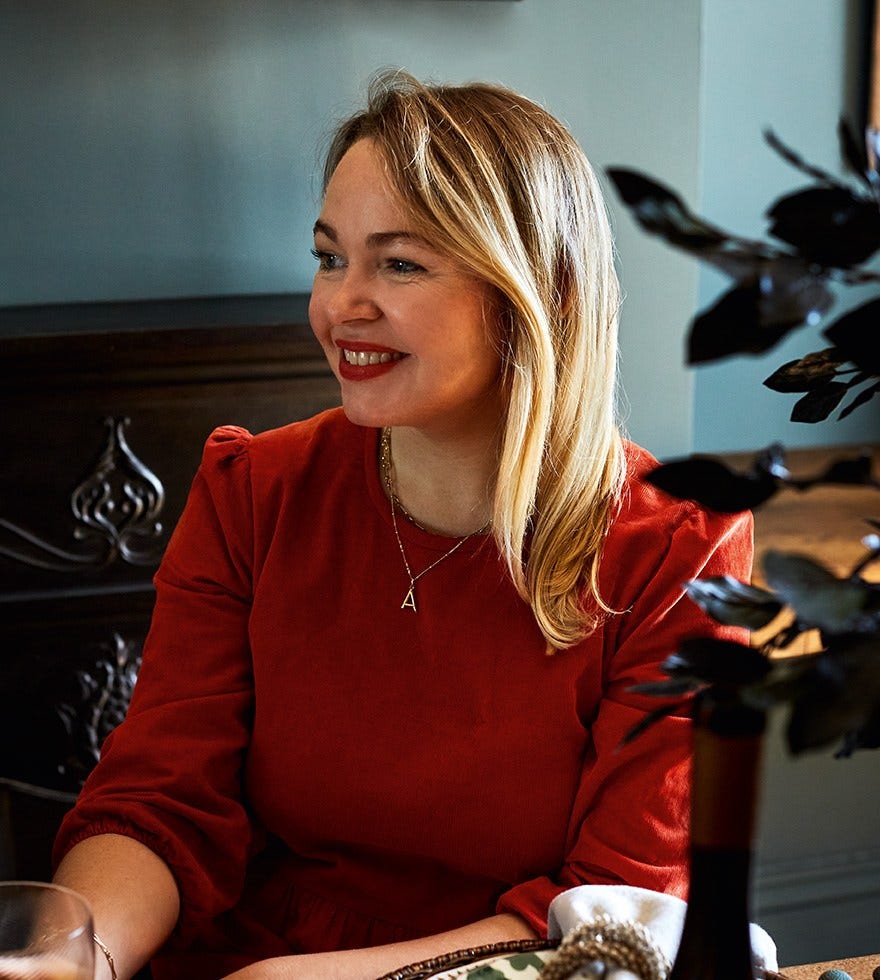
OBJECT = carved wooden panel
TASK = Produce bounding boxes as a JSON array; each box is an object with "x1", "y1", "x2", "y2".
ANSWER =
[{"x1": 0, "y1": 294, "x2": 339, "y2": 877}]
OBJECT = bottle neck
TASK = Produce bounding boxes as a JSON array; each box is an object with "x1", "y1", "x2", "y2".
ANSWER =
[
  {"x1": 668, "y1": 696, "x2": 766, "y2": 980},
  {"x1": 670, "y1": 848, "x2": 755, "y2": 979},
  {"x1": 690, "y1": 722, "x2": 764, "y2": 849}
]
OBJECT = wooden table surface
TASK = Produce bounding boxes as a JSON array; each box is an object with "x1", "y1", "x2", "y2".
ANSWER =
[{"x1": 781, "y1": 954, "x2": 879, "y2": 980}]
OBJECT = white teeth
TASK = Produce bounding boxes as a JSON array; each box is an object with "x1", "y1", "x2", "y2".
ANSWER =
[{"x1": 342, "y1": 349, "x2": 402, "y2": 366}]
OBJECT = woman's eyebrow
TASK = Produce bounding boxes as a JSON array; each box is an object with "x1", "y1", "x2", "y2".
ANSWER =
[
  {"x1": 365, "y1": 231, "x2": 429, "y2": 248},
  {"x1": 313, "y1": 219, "x2": 337, "y2": 241},
  {"x1": 312, "y1": 220, "x2": 428, "y2": 249}
]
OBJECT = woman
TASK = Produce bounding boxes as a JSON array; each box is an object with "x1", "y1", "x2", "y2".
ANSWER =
[{"x1": 53, "y1": 73, "x2": 752, "y2": 980}]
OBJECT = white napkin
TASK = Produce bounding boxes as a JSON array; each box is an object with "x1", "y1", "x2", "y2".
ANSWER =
[{"x1": 547, "y1": 884, "x2": 778, "y2": 973}]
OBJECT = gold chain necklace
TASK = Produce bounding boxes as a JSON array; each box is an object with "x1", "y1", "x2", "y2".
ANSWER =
[{"x1": 380, "y1": 427, "x2": 488, "y2": 612}]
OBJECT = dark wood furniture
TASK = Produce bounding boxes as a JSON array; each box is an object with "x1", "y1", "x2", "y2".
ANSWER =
[{"x1": 0, "y1": 294, "x2": 339, "y2": 879}]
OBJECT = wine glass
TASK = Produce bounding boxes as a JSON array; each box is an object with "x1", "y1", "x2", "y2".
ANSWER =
[{"x1": 0, "y1": 882, "x2": 94, "y2": 980}]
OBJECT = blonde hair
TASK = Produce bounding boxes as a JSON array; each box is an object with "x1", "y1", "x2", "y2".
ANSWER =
[{"x1": 324, "y1": 71, "x2": 626, "y2": 649}]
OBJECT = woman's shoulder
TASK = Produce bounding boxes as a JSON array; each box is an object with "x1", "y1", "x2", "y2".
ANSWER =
[
  {"x1": 598, "y1": 440, "x2": 753, "y2": 605},
  {"x1": 613, "y1": 438, "x2": 750, "y2": 540},
  {"x1": 616, "y1": 439, "x2": 672, "y2": 519},
  {"x1": 190, "y1": 408, "x2": 366, "y2": 545}
]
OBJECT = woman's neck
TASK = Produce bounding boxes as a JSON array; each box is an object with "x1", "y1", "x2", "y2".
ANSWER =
[{"x1": 382, "y1": 423, "x2": 499, "y2": 537}]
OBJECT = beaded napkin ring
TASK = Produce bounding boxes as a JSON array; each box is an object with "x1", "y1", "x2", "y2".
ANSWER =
[{"x1": 539, "y1": 914, "x2": 670, "y2": 980}]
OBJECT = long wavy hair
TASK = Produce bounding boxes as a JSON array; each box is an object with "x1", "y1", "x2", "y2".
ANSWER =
[{"x1": 323, "y1": 71, "x2": 626, "y2": 650}]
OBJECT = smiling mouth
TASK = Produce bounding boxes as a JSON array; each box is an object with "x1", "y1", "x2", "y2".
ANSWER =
[{"x1": 341, "y1": 349, "x2": 405, "y2": 366}]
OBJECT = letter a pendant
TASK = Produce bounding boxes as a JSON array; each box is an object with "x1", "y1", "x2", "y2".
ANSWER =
[{"x1": 401, "y1": 585, "x2": 417, "y2": 612}]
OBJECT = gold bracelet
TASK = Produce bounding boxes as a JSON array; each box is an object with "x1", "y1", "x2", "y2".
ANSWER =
[{"x1": 92, "y1": 933, "x2": 118, "y2": 980}]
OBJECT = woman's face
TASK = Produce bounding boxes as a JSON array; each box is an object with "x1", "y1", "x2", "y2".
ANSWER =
[{"x1": 308, "y1": 138, "x2": 504, "y2": 438}]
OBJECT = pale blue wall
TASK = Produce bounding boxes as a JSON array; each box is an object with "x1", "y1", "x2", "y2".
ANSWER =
[
  {"x1": 0, "y1": 0, "x2": 702, "y2": 458},
  {"x1": 694, "y1": 0, "x2": 880, "y2": 451},
  {"x1": 2, "y1": 2, "x2": 876, "y2": 454}
]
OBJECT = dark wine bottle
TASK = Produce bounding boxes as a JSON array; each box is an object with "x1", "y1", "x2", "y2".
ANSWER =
[{"x1": 667, "y1": 692, "x2": 766, "y2": 980}]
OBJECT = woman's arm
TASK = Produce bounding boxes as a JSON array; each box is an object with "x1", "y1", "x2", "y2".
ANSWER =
[
  {"x1": 52, "y1": 429, "x2": 258, "y2": 979},
  {"x1": 53, "y1": 834, "x2": 180, "y2": 980},
  {"x1": 223, "y1": 912, "x2": 537, "y2": 980}
]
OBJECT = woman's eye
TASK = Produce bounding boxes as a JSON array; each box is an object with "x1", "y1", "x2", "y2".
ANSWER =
[
  {"x1": 310, "y1": 248, "x2": 342, "y2": 271},
  {"x1": 388, "y1": 258, "x2": 424, "y2": 275}
]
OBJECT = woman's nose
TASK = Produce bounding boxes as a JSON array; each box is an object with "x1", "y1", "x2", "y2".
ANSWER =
[{"x1": 325, "y1": 269, "x2": 381, "y2": 324}]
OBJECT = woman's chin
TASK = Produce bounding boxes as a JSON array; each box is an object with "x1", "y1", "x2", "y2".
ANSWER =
[{"x1": 339, "y1": 401, "x2": 394, "y2": 429}]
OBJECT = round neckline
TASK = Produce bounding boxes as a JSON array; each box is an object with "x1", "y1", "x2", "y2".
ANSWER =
[{"x1": 362, "y1": 425, "x2": 493, "y2": 554}]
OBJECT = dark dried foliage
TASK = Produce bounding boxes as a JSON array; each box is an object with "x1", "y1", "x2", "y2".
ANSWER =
[{"x1": 606, "y1": 119, "x2": 880, "y2": 420}]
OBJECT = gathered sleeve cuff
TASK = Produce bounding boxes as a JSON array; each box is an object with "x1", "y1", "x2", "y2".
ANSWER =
[
  {"x1": 497, "y1": 501, "x2": 754, "y2": 936},
  {"x1": 53, "y1": 426, "x2": 259, "y2": 941}
]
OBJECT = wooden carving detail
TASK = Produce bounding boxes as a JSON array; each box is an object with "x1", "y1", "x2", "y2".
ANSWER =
[
  {"x1": 55, "y1": 632, "x2": 142, "y2": 788},
  {"x1": 0, "y1": 417, "x2": 166, "y2": 571}
]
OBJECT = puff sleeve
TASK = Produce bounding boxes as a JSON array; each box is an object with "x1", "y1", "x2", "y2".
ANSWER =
[
  {"x1": 53, "y1": 426, "x2": 258, "y2": 941},
  {"x1": 496, "y1": 500, "x2": 753, "y2": 934}
]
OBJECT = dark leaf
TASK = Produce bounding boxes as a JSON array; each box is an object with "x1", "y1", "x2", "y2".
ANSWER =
[
  {"x1": 766, "y1": 185, "x2": 880, "y2": 267},
  {"x1": 607, "y1": 168, "x2": 681, "y2": 209},
  {"x1": 790, "y1": 381, "x2": 850, "y2": 423},
  {"x1": 765, "y1": 128, "x2": 849, "y2": 187},
  {"x1": 823, "y1": 298, "x2": 880, "y2": 375},
  {"x1": 607, "y1": 166, "x2": 813, "y2": 284},
  {"x1": 753, "y1": 257, "x2": 834, "y2": 327},
  {"x1": 628, "y1": 677, "x2": 699, "y2": 698},
  {"x1": 788, "y1": 694, "x2": 857, "y2": 754},
  {"x1": 835, "y1": 705, "x2": 880, "y2": 757},
  {"x1": 762, "y1": 551, "x2": 879, "y2": 634},
  {"x1": 621, "y1": 699, "x2": 694, "y2": 746},
  {"x1": 786, "y1": 640, "x2": 880, "y2": 753},
  {"x1": 661, "y1": 637, "x2": 773, "y2": 686},
  {"x1": 646, "y1": 456, "x2": 778, "y2": 512},
  {"x1": 811, "y1": 452, "x2": 878, "y2": 488},
  {"x1": 763, "y1": 348, "x2": 845, "y2": 392},
  {"x1": 691, "y1": 242, "x2": 775, "y2": 282},
  {"x1": 688, "y1": 285, "x2": 793, "y2": 363},
  {"x1": 754, "y1": 442, "x2": 791, "y2": 480},
  {"x1": 688, "y1": 262, "x2": 833, "y2": 365},
  {"x1": 747, "y1": 653, "x2": 824, "y2": 708},
  {"x1": 606, "y1": 168, "x2": 727, "y2": 250},
  {"x1": 684, "y1": 575, "x2": 783, "y2": 630},
  {"x1": 839, "y1": 381, "x2": 880, "y2": 419}
]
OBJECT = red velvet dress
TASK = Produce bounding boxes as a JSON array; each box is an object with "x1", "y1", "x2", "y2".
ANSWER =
[{"x1": 54, "y1": 408, "x2": 753, "y2": 979}]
